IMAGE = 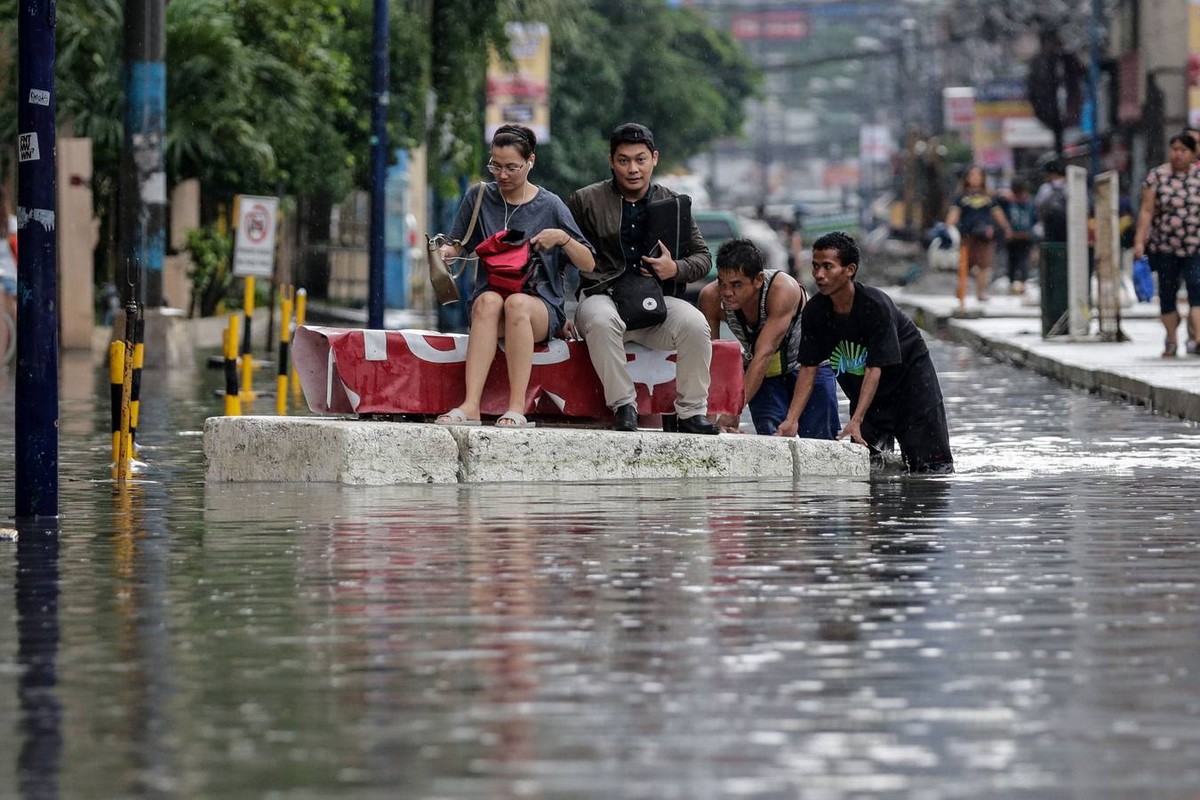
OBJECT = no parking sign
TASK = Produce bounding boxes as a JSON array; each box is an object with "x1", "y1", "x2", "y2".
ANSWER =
[{"x1": 233, "y1": 195, "x2": 279, "y2": 277}]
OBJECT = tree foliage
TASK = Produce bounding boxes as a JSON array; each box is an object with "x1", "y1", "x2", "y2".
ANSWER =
[
  {"x1": 529, "y1": 0, "x2": 760, "y2": 198},
  {"x1": 0, "y1": 0, "x2": 757, "y2": 278}
]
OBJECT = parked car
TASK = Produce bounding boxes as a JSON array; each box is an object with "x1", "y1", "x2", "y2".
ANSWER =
[{"x1": 685, "y1": 210, "x2": 788, "y2": 298}]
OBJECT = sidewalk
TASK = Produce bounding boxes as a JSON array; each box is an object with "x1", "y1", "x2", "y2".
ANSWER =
[{"x1": 886, "y1": 278, "x2": 1200, "y2": 423}]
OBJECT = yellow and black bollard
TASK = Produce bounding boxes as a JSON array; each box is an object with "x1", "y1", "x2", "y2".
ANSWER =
[
  {"x1": 115, "y1": 317, "x2": 137, "y2": 484},
  {"x1": 109, "y1": 340, "x2": 125, "y2": 480},
  {"x1": 240, "y1": 275, "x2": 256, "y2": 403},
  {"x1": 223, "y1": 314, "x2": 242, "y2": 416},
  {"x1": 129, "y1": 318, "x2": 145, "y2": 461},
  {"x1": 275, "y1": 294, "x2": 293, "y2": 416},
  {"x1": 291, "y1": 287, "x2": 306, "y2": 401}
]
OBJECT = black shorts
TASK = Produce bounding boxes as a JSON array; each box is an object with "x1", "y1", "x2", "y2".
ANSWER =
[{"x1": 862, "y1": 402, "x2": 954, "y2": 474}]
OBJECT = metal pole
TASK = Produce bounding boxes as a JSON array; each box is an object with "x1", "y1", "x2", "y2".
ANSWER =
[
  {"x1": 120, "y1": 0, "x2": 166, "y2": 309},
  {"x1": 1088, "y1": 0, "x2": 1103, "y2": 179},
  {"x1": 15, "y1": 0, "x2": 60, "y2": 520},
  {"x1": 368, "y1": 0, "x2": 389, "y2": 329}
]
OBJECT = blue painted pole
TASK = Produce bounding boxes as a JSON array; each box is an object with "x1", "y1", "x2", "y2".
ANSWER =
[
  {"x1": 121, "y1": 0, "x2": 166, "y2": 309},
  {"x1": 15, "y1": 0, "x2": 60, "y2": 520},
  {"x1": 1088, "y1": 0, "x2": 1102, "y2": 180},
  {"x1": 368, "y1": 0, "x2": 389, "y2": 329}
]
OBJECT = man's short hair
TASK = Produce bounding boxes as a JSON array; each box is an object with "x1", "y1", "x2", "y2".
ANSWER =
[
  {"x1": 1042, "y1": 157, "x2": 1066, "y2": 176},
  {"x1": 610, "y1": 122, "x2": 656, "y2": 155},
  {"x1": 716, "y1": 238, "x2": 765, "y2": 279},
  {"x1": 811, "y1": 231, "x2": 860, "y2": 270}
]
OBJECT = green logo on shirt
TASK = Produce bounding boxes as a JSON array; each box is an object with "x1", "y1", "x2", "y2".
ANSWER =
[{"x1": 830, "y1": 341, "x2": 867, "y2": 376}]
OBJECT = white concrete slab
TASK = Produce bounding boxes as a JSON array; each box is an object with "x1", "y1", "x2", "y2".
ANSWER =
[
  {"x1": 204, "y1": 416, "x2": 461, "y2": 485},
  {"x1": 204, "y1": 417, "x2": 869, "y2": 485}
]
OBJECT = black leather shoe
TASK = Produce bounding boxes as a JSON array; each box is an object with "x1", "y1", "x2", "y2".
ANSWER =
[
  {"x1": 677, "y1": 414, "x2": 719, "y2": 435},
  {"x1": 613, "y1": 403, "x2": 639, "y2": 432}
]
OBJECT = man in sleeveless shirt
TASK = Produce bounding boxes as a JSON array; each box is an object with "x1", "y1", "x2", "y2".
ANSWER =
[{"x1": 699, "y1": 238, "x2": 839, "y2": 437}]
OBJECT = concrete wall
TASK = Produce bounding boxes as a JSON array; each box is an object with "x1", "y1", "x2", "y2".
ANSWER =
[{"x1": 57, "y1": 137, "x2": 98, "y2": 350}]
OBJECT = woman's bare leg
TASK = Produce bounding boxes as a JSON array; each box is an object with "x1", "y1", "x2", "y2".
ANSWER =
[
  {"x1": 456, "y1": 292, "x2": 505, "y2": 418},
  {"x1": 500, "y1": 294, "x2": 549, "y2": 416}
]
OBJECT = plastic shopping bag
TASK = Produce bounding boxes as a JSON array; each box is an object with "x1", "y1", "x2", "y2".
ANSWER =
[{"x1": 1132, "y1": 256, "x2": 1154, "y2": 303}]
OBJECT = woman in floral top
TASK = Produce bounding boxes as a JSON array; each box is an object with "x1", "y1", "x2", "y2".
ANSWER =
[{"x1": 1133, "y1": 131, "x2": 1200, "y2": 357}]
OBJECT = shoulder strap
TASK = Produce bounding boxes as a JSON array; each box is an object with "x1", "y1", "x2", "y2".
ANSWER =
[
  {"x1": 455, "y1": 181, "x2": 487, "y2": 247},
  {"x1": 447, "y1": 182, "x2": 487, "y2": 280}
]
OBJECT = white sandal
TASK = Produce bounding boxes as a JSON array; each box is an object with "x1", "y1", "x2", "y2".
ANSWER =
[{"x1": 495, "y1": 411, "x2": 535, "y2": 428}]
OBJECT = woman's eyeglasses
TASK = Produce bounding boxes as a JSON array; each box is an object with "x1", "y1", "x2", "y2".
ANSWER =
[{"x1": 487, "y1": 160, "x2": 528, "y2": 176}]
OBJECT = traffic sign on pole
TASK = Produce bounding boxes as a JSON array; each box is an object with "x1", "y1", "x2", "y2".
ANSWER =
[{"x1": 233, "y1": 195, "x2": 279, "y2": 278}]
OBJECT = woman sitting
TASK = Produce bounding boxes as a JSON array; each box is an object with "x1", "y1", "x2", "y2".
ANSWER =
[{"x1": 435, "y1": 124, "x2": 595, "y2": 427}]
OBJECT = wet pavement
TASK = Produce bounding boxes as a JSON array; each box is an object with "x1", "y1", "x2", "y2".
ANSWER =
[{"x1": 2, "y1": 334, "x2": 1200, "y2": 798}]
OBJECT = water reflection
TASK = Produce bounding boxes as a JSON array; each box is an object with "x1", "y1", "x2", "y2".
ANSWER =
[
  {"x1": 2, "y1": 342, "x2": 1200, "y2": 797},
  {"x1": 15, "y1": 521, "x2": 61, "y2": 800}
]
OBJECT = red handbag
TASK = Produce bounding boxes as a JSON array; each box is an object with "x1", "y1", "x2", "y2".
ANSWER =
[{"x1": 475, "y1": 229, "x2": 535, "y2": 296}]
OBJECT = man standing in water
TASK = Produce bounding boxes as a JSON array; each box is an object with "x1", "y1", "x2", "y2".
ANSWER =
[{"x1": 777, "y1": 231, "x2": 954, "y2": 474}]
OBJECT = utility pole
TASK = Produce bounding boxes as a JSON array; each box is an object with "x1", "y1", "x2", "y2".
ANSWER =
[
  {"x1": 368, "y1": 0, "x2": 389, "y2": 330},
  {"x1": 15, "y1": 0, "x2": 60, "y2": 519},
  {"x1": 120, "y1": 0, "x2": 166, "y2": 309}
]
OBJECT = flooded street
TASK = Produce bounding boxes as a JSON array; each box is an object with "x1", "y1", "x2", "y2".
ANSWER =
[{"x1": 2, "y1": 340, "x2": 1200, "y2": 799}]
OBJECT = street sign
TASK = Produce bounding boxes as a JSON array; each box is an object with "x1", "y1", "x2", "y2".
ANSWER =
[{"x1": 233, "y1": 195, "x2": 279, "y2": 278}]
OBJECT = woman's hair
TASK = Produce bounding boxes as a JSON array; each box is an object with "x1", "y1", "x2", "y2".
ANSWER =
[
  {"x1": 1170, "y1": 131, "x2": 1197, "y2": 151},
  {"x1": 492, "y1": 124, "x2": 536, "y2": 159},
  {"x1": 960, "y1": 165, "x2": 988, "y2": 192}
]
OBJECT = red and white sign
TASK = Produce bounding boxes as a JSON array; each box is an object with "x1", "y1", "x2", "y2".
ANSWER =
[
  {"x1": 292, "y1": 326, "x2": 745, "y2": 420},
  {"x1": 943, "y1": 87, "x2": 976, "y2": 132},
  {"x1": 233, "y1": 194, "x2": 279, "y2": 278},
  {"x1": 730, "y1": 10, "x2": 808, "y2": 41}
]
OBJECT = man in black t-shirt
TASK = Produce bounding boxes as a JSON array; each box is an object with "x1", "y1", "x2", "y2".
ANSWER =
[{"x1": 777, "y1": 231, "x2": 954, "y2": 473}]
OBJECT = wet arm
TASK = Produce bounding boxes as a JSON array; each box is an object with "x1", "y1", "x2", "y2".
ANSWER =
[
  {"x1": 697, "y1": 284, "x2": 724, "y2": 342},
  {"x1": 743, "y1": 279, "x2": 802, "y2": 404},
  {"x1": 776, "y1": 364, "x2": 817, "y2": 437}
]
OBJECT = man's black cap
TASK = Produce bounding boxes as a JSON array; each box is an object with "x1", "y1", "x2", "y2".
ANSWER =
[{"x1": 610, "y1": 122, "x2": 656, "y2": 154}]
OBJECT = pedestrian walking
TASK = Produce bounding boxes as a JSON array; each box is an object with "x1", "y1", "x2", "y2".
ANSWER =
[
  {"x1": 945, "y1": 166, "x2": 1013, "y2": 309},
  {"x1": 1003, "y1": 177, "x2": 1036, "y2": 295},
  {"x1": 1131, "y1": 131, "x2": 1200, "y2": 357}
]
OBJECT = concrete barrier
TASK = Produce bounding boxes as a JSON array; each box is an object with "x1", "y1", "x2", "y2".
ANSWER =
[{"x1": 204, "y1": 416, "x2": 869, "y2": 485}]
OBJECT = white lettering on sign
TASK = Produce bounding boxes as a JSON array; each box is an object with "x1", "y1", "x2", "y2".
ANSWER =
[
  {"x1": 28, "y1": 89, "x2": 50, "y2": 106},
  {"x1": 18, "y1": 133, "x2": 40, "y2": 162}
]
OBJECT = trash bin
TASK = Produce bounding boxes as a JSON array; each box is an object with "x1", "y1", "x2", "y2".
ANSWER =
[{"x1": 1040, "y1": 242, "x2": 1067, "y2": 337}]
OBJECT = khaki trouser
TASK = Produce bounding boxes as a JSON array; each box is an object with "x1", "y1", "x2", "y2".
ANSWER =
[{"x1": 574, "y1": 293, "x2": 712, "y2": 418}]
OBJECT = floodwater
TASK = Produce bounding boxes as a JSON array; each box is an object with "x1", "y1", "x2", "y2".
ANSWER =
[{"x1": 2, "y1": 340, "x2": 1200, "y2": 800}]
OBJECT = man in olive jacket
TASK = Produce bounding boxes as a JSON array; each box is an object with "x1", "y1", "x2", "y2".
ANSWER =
[{"x1": 566, "y1": 123, "x2": 718, "y2": 434}]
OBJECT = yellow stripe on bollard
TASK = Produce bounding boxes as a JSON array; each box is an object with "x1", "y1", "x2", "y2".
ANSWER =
[
  {"x1": 240, "y1": 276, "x2": 256, "y2": 403},
  {"x1": 109, "y1": 341, "x2": 125, "y2": 480},
  {"x1": 116, "y1": 333, "x2": 136, "y2": 483},
  {"x1": 224, "y1": 314, "x2": 242, "y2": 416},
  {"x1": 276, "y1": 295, "x2": 293, "y2": 416},
  {"x1": 130, "y1": 324, "x2": 145, "y2": 460},
  {"x1": 291, "y1": 287, "x2": 307, "y2": 400}
]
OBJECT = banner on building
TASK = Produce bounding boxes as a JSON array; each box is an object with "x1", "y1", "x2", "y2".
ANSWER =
[
  {"x1": 486, "y1": 22, "x2": 551, "y2": 143},
  {"x1": 972, "y1": 78, "x2": 1046, "y2": 173}
]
